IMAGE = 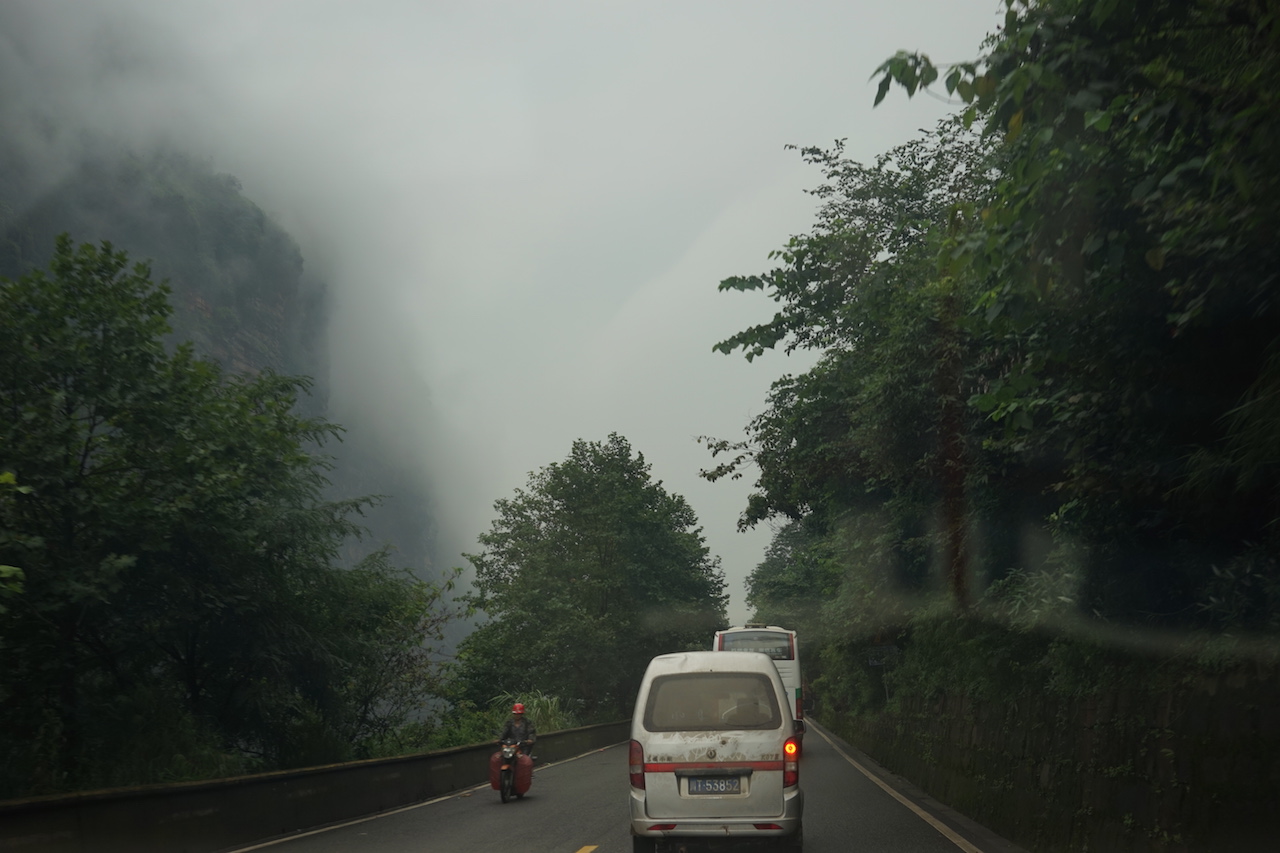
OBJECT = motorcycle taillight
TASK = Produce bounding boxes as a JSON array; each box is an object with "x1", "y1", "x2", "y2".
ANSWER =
[{"x1": 628, "y1": 739, "x2": 645, "y2": 789}]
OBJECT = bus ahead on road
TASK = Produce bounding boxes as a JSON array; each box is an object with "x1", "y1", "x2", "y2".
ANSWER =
[{"x1": 713, "y1": 624, "x2": 802, "y2": 724}]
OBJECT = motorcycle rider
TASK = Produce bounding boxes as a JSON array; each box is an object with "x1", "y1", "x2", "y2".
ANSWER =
[{"x1": 498, "y1": 702, "x2": 537, "y2": 756}]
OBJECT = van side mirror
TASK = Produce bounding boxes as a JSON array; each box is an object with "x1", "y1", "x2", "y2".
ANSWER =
[{"x1": 793, "y1": 720, "x2": 806, "y2": 735}]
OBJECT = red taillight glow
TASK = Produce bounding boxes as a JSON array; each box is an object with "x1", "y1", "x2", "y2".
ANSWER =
[
  {"x1": 783, "y1": 737, "x2": 800, "y2": 787},
  {"x1": 629, "y1": 740, "x2": 645, "y2": 789}
]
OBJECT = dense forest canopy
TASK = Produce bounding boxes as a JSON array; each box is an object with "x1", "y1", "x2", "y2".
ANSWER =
[
  {"x1": 707, "y1": 2, "x2": 1280, "y2": 847},
  {"x1": 0, "y1": 67, "x2": 454, "y2": 794},
  {"x1": 716, "y1": 0, "x2": 1280, "y2": 638},
  {"x1": 0, "y1": 238, "x2": 458, "y2": 796},
  {"x1": 0, "y1": 129, "x2": 464, "y2": 794}
]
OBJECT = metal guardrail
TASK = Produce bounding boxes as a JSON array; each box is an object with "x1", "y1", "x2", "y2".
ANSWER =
[{"x1": 0, "y1": 720, "x2": 630, "y2": 853}]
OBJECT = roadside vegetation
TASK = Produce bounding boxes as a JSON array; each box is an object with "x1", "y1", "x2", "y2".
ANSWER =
[
  {"x1": 452, "y1": 433, "x2": 729, "y2": 724},
  {"x1": 0, "y1": 238, "x2": 460, "y2": 797},
  {"x1": 708, "y1": 1, "x2": 1280, "y2": 849},
  {"x1": 0, "y1": 237, "x2": 680, "y2": 798}
]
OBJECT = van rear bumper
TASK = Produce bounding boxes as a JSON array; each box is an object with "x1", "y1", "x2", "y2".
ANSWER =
[{"x1": 629, "y1": 787, "x2": 803, "y2": 837}]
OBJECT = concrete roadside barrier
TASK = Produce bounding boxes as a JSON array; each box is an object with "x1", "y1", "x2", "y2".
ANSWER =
[{"x1": 0, "y1": 720, "x2": 629, "y2": 853}]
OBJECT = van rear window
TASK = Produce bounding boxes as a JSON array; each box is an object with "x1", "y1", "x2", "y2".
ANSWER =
[{"x1": 643, "y1": 672, "x2": 781, "y2": 731}]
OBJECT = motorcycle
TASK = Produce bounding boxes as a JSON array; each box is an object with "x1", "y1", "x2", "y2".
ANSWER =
[{"x1": 489, "y1": 738, "x2": 534, "y2": 803}]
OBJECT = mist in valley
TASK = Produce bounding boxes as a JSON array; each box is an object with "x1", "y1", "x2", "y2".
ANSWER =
[{"x1": 1, "y1": 0, "x2": 1002, "y2": 623}]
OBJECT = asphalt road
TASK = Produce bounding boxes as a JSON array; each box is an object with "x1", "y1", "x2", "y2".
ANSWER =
[{"x1": 228, "y1": 722, "x2": 1024, "y2": 853}]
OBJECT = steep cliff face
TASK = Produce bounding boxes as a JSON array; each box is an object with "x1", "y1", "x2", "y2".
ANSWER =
[
  {"x1": 0, "y1": 149, "x2": 328, "y2": 404},
  {"x1": 1, "y1": 145, "x2": 438, "y2": 578}
]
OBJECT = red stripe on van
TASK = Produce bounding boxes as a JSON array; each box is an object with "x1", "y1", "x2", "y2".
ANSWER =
[{"x1": 643, "y1": 761, "x2": 784, "y2": 773}]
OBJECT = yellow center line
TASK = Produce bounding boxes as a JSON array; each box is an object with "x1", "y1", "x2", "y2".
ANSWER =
[
  {"x1": 811, "y1": 723, "x2": 984, "y2": 853},
  {"x1": 573, "y1": 847, "x2": 599, "y2": 853}
]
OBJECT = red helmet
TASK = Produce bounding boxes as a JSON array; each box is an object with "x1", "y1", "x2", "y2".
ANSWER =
[{"x1": 512, "y1": 703, "x2": 525, "y2": 714}]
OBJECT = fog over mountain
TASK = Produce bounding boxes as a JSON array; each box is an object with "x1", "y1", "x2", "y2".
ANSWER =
[{"x1": 1, "y1": 0, "x2": 1003, "y2": 621}]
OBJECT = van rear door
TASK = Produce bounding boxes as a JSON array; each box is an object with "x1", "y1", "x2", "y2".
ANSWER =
[{"x1": 639, "y1": 671, "x2": 787, "y2": 819}]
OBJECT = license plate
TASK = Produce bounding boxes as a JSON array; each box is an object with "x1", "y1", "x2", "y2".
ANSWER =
[{"x1": 688, "y1": 776, "x2": 741, "y2": 795}]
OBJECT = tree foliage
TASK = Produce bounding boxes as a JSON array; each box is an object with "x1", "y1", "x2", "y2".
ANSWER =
[
  {"x1": 458, "y1": 434, "x2": 727, "y2": 720},
  {"x1": 707, "y1": 5, "x2": 1280, "y2": 847},
  {"x1": 0, "y1": 237, "x2": 456, "y2": 796},
  {"x1": 705, "y1": 120, "x2": 1006, "y2": 626},
  {"x1": 719, "y1": 0, "x2": 1280, "y2": 644},
  {"x1": 866, "y1": 0, "x2": 1280, "y2": 621}
]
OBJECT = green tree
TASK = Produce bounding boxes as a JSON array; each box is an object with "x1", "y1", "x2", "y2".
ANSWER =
[
  {"x1": 0, "y1": 237, "x2": 455, "y2": 795},
  {"x1": 459, "y1": 433, "x2": 727, "y2": 720},
  {"x1": 705, "y1": 121, "x2": 1006, "y2": 620},
  {"x1": 698, "y1": 7, "x2": 1280, "y2": 848},
  {"x1": 745, "y1": 520, "x2": 830, "y2": 630},
  {"x1": 872, "y1": 0, "x2": 1280, "y2": 623}
]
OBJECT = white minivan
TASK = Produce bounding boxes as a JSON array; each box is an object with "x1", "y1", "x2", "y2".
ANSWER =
[{"x1": 628, "y1": 651, "x2": 803, "y2": 852}]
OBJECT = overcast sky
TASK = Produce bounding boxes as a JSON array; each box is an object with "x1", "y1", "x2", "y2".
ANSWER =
[{"x1": 7, "y1": 0, "x2": 1004, "y2": 623}]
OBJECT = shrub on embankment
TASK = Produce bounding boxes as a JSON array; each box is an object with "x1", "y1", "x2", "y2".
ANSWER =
[{"x1": 819, "y1": 616, "x2": 1279, "y2": 853}]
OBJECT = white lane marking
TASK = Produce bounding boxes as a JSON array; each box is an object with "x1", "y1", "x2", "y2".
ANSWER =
[
  {"x1": 811, "y1": 724, "x2": 984, "y2": 853},
  {"x1": 225, "y1": 743, "x2": 626, "y2": 851},
  {"x1": 224, "y1": 785, "x2": 488, "y2": 852}
]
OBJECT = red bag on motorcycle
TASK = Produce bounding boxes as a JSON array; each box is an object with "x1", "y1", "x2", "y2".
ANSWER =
[
  {"x1": 489, "y1": 750, "x2": 534, "y2": 794},
  {"x1": 513, "y1": 752, "x2": 533, "y2": 795},
  {"x1": 488, "y1": 750, "x2": 504, "y2": 790}
]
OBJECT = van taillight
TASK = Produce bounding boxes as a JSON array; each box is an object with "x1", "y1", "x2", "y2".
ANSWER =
[
  {"x1": 629, "y1": 739, "x2": 645, "y2": 789},
  {"x1": 783, "y1": 737, "x2": 799, "y2": 788}
]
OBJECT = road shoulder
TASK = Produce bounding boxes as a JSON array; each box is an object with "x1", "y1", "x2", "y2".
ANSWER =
[{"x1": 807, "y1": 718, "x2": 1029, "y2": 853}]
